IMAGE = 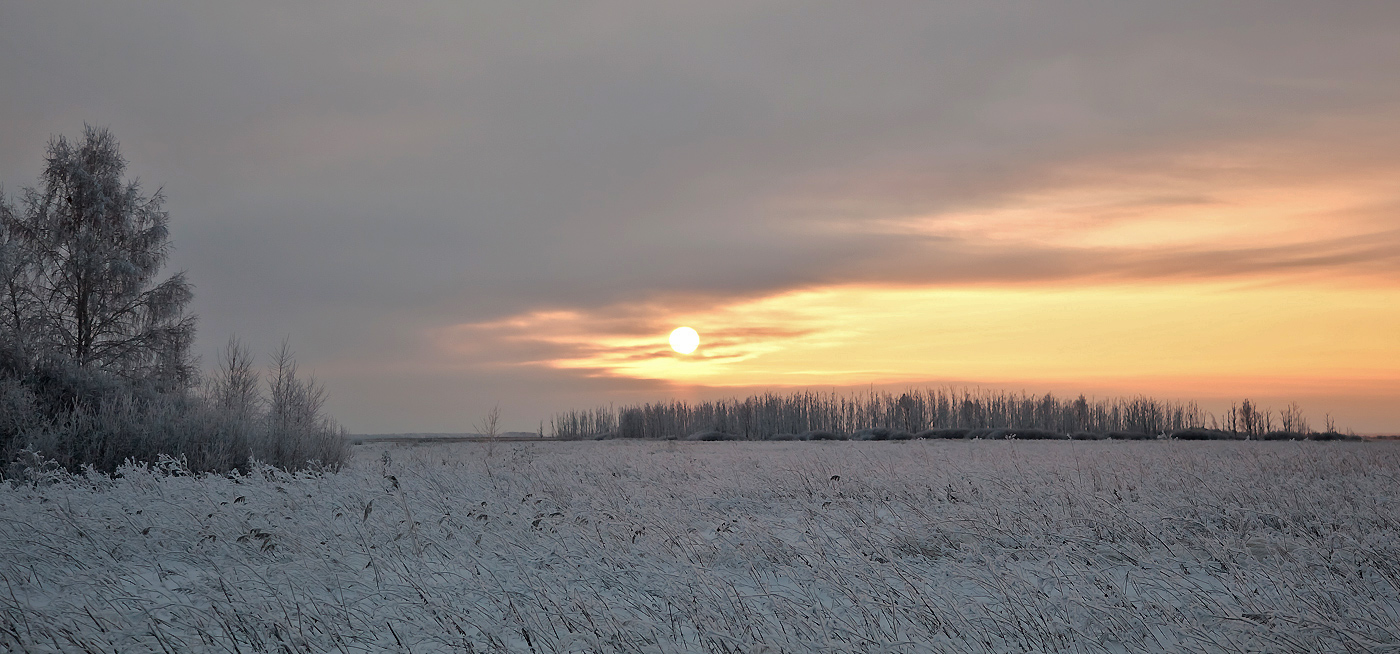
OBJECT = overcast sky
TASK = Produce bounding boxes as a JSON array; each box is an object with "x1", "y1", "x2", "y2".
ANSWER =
[{"x1": 3, "y1": 2, "x2": 1399, "y2": 433}]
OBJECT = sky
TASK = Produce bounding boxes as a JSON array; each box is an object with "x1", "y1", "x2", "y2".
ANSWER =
[{"x1": 2, "y1": 2, "x2": 1398, "y2": 434}]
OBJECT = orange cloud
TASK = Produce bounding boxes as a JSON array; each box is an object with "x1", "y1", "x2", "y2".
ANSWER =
[
  {"x1": 437, "y1": 280, "x2": 1400, "y2": 396},
  {"x1": 813, "y1": 134, "x2": 1400, "y2": 258}
]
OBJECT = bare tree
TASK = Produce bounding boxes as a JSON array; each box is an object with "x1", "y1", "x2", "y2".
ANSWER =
[
  {"x1": 1279, "y1": 401, "x2": 1309, "y2": 434},
  {"x1": 266, "y1": 340, "x2": 323, "y2": 453},
  {"x1": 208, "y1": 337, "x2": 261, "y2": 421},
  {"x1": 1240, "y1": 399, "x2": 1259, "y2": 438},
  {"x1": 476, "y1": 403, "x2": 501, "y2": 458},
  {"x1": 1, "y1": 126, "x2": 195, "y2": 387},
  {"x1": 476, "y1": 404, "x2": 501, "y2": 439}
]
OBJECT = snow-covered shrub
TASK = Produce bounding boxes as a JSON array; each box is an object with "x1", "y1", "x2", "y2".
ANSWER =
[
  {"x1": 0, "y1": 341, "x2": 348, "y2": 475},
  {"x1": 253, "y1": 340, "x2": 349, "y2": 470}
]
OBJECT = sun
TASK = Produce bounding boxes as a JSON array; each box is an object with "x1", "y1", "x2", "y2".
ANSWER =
[{"x1": 669, "y1": 326, "x2": 700, "y2": 354}]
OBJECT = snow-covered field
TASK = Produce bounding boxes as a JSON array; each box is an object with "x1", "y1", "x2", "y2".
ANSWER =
[{"x1": 2, "y1": 440, "x2": 1398, "y2": 653}]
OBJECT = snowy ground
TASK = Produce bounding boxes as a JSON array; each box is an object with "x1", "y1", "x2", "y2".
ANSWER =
[{"x1": 2, "y1": 439, "x2": 1398, "y2": 653}]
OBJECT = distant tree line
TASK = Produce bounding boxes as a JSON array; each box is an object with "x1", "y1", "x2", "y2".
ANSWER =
[
  {"x1": 552, "y1": 388, "x2": 1356, "y2": 442},
  {"x1": 0, "y1": 126, "x2": 348, "y2": 475}
]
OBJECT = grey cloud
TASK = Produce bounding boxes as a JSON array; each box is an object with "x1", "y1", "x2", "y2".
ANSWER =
[{"x1": 3, "y1": 1, "x2": 1399, "y2": 430}]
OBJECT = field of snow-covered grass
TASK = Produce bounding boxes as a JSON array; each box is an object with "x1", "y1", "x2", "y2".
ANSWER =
[{"x1": 2, "y1": 440, "x2": 1399, "y2": 653}]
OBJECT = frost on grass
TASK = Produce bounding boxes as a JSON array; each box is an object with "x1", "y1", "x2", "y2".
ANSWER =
[{"x1": 1, "y1": 441, "x2": 1398, "y2": 653}]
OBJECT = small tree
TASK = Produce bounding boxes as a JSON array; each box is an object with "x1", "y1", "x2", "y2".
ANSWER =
[
  {"x1": 1, "y1": 126, "x2": 195, "y2": 388},
  {"x1": 208, "y1": 337, "x2": 261, "y2": 421},
  {"x1": 262, "y1": 339, "x2": 339, "y2": 467},
  {"x1": 1279, "y1": 401, "x2": 1309, "y2": 434},
  {"x1": 476, "y1": 403, "x2": 501, "y2": 457}
]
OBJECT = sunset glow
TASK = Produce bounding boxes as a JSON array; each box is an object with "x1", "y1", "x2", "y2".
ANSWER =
[{"x1": 453, "y1": 280, "x2": 1400, "y2": 389}]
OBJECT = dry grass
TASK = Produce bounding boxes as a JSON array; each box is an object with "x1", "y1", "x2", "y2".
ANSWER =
[{"x1": 1, "y1": 440, "x2": 1398, "y2": 652}]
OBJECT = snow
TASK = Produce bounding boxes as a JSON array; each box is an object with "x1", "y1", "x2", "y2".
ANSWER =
[{"x1": 1, "y1": 439, "x2": 1398, "y2": 652}]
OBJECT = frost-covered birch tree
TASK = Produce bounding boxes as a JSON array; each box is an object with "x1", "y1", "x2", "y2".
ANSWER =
[{"x1": 0, "y1": 126, "x2": 195, "y2": 389}]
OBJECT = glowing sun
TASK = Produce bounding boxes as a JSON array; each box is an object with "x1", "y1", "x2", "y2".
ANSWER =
[{"x1": 669, "y1": 326, "x2": 700, "y2": 354}]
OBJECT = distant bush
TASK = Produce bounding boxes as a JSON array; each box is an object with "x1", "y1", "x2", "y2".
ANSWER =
[
  {"x1": 1308, "y1": 431, "x2": 1363, "y2": 442},
  {"x1": 1106, "y1": 431, "x2": 1153, "y2": 441},
  {"x1": 999, "y1": 428, "x2": 1066, "y2": 440},
  {"x1": 687, "y1": 430, "x2": 738, "y2": 441},
  {"x1": 805, "y1": 430, "x2": 845, "y2": 441},
  {"x1": 852, "y1": 427, "x2": 916, "y2": 441},
  {"x1": 1261, "y1": 430, "x2": 1303, "y2": 441},
  {"x1": 918, "y1": 428, "x2": 970, "y2": 439},
  {"x1": 854, "y1": 428, "x2": 892, "y2": 441},
  {"x1": 1071, "y1": 431, "x2": 1105, "y2": 440},
  {"x1": 1171, "y1": 428, "x2": 1229, "y2": 441},
  {"x1": 976, "y1": 428, "x2": 1067, "y2": 440}
]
